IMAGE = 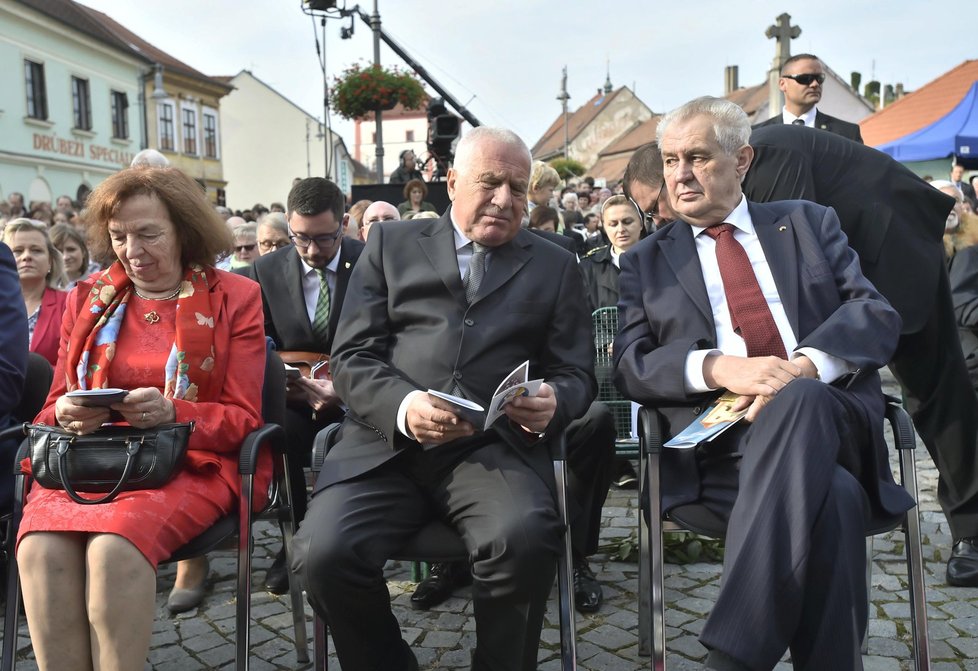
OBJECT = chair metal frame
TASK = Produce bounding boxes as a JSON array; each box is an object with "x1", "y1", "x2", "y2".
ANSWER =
[
  {"x1": 592, "y1": 307, "x2": 638, "y2": 459},
  {"x1": 0, "y1": 350, "x2": 307, "y2": 671},
  {"x1": 637, "y1": 396, "x2": 930, "y2": 670},
  {"x1": 308, "y1": 423, "x2": 578, "y2": 670}
]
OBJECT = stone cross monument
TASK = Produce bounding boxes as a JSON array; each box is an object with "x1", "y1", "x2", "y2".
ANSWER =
[{"x1": 765, "y1": 13, "x2": 801, "y2": 120}]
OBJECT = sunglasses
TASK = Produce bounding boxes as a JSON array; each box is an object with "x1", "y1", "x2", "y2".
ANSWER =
[
  {"x1": 782, "y1": 73, "x2": 825, "y2": 87},
  {"x1": 234, "y1": 244, "x2": 256, "y2": 253}
]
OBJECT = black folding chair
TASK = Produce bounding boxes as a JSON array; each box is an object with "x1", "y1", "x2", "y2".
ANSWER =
[
  {"x1": 637, "y1": 395, "x2": 930, "y2": 670},
  {"x1": 308, "y1": 422, "x2": 578, "y2": 670},
  {"x1": 0, "y1": 349, "x2": 306, "y2": 671}
]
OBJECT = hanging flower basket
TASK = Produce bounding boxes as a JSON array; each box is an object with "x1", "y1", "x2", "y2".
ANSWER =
[{"x1": 329, "y1": 63, "x2": 425, "y2": 120}]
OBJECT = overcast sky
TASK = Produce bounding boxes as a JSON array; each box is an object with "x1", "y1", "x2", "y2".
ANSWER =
[{"x1": 79, "y1": 0, "x2": 971, "y2": 149}]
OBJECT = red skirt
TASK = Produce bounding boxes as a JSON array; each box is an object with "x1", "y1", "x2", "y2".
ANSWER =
[{"x1": 17, "y1": 468, "x2": 235, "y2": 569}]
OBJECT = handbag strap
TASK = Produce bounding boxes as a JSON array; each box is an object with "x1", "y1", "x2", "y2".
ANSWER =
[{"x1": 56, "y1": 435, "x2": 143, "y2": 505}]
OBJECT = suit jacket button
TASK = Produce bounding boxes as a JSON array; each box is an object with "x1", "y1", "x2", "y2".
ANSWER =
[
  {"x1": 693, "y1": 407, "x2": 703, "y2": 414},
  {"x1": 464, "y1": 318, "x2": 475, "y2": 326},
  {"x1": 453, "y1": 371, "x2": 462, "y2": 380}
]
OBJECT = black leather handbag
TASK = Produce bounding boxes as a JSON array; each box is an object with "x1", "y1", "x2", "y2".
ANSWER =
[{"x1": 27, "y1": 422, "x2": 194, "y2": 505}]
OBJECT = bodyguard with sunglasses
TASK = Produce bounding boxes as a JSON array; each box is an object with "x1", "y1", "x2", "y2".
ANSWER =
[
  {"x1": 236, "y1": 177, "x2": 364, "y2": 594},
  {"x1": 754, "y1": 53, "x2": 864, "y2": 143}
]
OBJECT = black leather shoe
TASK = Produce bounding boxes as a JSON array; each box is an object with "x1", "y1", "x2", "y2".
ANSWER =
[
  {"x1": 613, "y1": 459, "x2": 638, "y2": 489},
  {"x1": 263, "y1": 549, "x2": 290, "y2": 595},
  {"x1": 947, "y1": 538, "x2": 978, "y2": 586},
  {"x1": 410, "y1": 561, "x2": 471, "y2": 610},
  {"x1": 573, "y1": 557, "x2": 603, "y2": 613}
]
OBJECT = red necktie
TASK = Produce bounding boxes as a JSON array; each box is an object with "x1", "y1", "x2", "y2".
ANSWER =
[{"x1": 704, "y1": 224, "x2": 787, "y2": 359}]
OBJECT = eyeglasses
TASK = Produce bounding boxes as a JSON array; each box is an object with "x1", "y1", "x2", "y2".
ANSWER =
[
  {"x1": 258, "y1": 239, "x2": 289, "y2": 251},
  {"x1": 234, "y1": 244, "x2": 256, "y2": 253},
  {"x1": 782, "y1": 73, "x2": 825, "y2": 87},
  {"x1": 628, "y1": 181, "x2": 664, "y2": 228},
  {"x1": 288, "y1": 226, "x2": 343, "y2": 248}
]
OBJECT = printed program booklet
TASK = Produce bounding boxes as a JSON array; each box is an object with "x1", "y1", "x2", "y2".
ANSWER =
[
  {"x1": 427, "y1": 360, "x2": 543, "y2": 431},
  {"x1": 663, "y1": 391, "x2": 747, "y2": 449}
]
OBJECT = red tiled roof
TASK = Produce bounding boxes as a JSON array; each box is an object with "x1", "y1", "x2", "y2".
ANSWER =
[
  {"x1": 725, "y1": 82, "x2": 769, "y2": 119},
  {"x1": 588, "y1": 154, "x2": 633, "y2": 184},
  {"x1": 598, "y1": 116, "x2": 661, "y2": 157},
  {"x1": 861, "y1": 60, "x2": 978, "y2": 147},
  {"x1": 532, "y1": 88, "x2": 628, "y2": 158}
]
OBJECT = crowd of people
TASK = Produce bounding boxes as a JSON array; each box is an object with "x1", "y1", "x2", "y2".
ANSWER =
[{"x1": 2, "y1": 52, "x2": 978, "y2": 671}]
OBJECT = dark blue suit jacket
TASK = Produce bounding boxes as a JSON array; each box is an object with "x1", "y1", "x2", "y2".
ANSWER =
[
  {"x1": 613, "y1": 199, "x2": 912, "y2": 524},
  {"x1": 0, "y1": 243, "x2": 29, "y2": 510}
]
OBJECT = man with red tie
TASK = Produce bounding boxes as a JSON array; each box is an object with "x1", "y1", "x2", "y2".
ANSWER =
[{"x1": 614, "y1": 97, "x2": 913, "y2": 671}]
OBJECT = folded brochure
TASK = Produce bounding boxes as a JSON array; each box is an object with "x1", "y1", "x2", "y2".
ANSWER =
[
  {"x1": 663, "y1": 391, "x2": 747, "y2": 449},
  {"x1": 427, "y1": 360, "x2": 543, "y2": 431}
]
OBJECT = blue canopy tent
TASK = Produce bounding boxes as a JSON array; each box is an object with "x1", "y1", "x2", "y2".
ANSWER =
[{"x1": 877, "y1": 81, "x2": 978, "y2": 168}]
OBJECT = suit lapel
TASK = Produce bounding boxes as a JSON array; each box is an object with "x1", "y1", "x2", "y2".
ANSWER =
[
  {"x1": 329, "y1": 238, "x2": 356, "y2": 337},
  {"x1": 750, "y1": 203, "x2": 800, "y2": 337},
  {"x1": 417, "y1": 213, "x2": 467, "y2": 305},
  {"x1": 283, "y1": 247, "x2": 316, "y2": 340},
  {"x1": 659, "y1": 223, "x2": 713, "y2": 326},
  {"x1": 32, "y1": 288, "x2": 58, "y2": 352}
]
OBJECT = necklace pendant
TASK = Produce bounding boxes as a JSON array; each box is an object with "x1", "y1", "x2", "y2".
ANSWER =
[{"x1": 144, "y1": 310, "x2": 161, "y2": 325}]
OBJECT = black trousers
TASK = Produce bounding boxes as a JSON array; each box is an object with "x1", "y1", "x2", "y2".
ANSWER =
[
  {"x1": 292, "y1": 439, "x2": 561, "y2": 671},
  {"x1": 890, "y1": 267, "x2": 978, "y2": 539},
  {"x1": 696, "y1": 379, "x2": 871, "y2": 671},
  {"x1": 282, "y1": 404, "x2": 344, "y2": 527},
  {"x1": 565, "y1": 402, "x2": 616, "y2": 558}
]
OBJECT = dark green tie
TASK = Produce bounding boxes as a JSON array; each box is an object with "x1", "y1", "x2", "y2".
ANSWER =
[{"x1": 312, "y1": 269, "x2": 331, "y2": 344}]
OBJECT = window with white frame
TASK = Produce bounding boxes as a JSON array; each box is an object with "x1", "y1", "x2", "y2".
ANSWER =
[
  {"x1": 182, "y1": 105, "x2": 197, "y2": 155},
  {"x1": 24, "y1": 59, "x2": 48, "y2": 120},
  {"x1": 203, "y1": 110, "x2": 219, "y2": 159},
  {"x1": 111, "y1": 90, "x2": 129, "y2": 139},
  {"x1": 71, "y1": 76, "x2": 92, "y2": 130},
  {"x1": 157, "y1": 101, "x2": 175, "y2": 151}
]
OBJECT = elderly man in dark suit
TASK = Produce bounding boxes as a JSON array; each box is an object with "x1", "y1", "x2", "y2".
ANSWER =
[
  {"x1": 292, "y1": 127, "x2": 595, "y2": 671},
  {"x1": 753, "y1": 53, "x2": 863, "y2": 143},
  {"x1": 615, "y1": 97, "x2": 913, "y2": 671},
  {"x1": 741, "y1": 125, "x2": 978, "y2": 586},
  {"x1": 238, "y1": 177, "x2": 364, "y2": 594}
]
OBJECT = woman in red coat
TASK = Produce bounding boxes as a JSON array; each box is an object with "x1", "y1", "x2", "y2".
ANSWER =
[
  {"x1": 3, "y1": 220, "x2": 68, "y2": 366},
  {"x1": 16, "y1": 167, "x2": 272, "y2": 671}
]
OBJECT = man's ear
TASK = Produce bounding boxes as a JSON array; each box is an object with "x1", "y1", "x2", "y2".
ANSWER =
[
  {"x1": 341, "y1": 212, "x2": 349, "y2": 230},
  {"x1": 446, "y1": 169, "x2": 457, "y2": 201},
  {"x1": 735, "y1": 144, "x2": 754, "y2": 179}
]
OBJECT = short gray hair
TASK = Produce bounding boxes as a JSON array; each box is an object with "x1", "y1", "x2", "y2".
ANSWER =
[
  {"x1": 231, "y1": 222, "x2": 257, "y2": 240},
  {"x1": 258, "y1": 211, "x2": 288, "y2": 234},
  {"x1": 452, "y1": 127, "x2": 530, "y2": 176},
  {"x1": 656, "y1": 96, "x2": 751, "y2": 156}
]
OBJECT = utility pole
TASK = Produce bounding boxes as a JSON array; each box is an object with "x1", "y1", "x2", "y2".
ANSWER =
[
  {"x1": 558, "y1": 66, "x2": 570, "y2": 159},
  {"x1": 371, "y1": 0, "x2": 384, "y2": 183}
]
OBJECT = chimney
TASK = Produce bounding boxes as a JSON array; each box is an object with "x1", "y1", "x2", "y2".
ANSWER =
[
  {"x1": 895, "y1": 82, "x2": 905, "y2": 99},
  {"x1": 724, "y1": 66, "x2": 739, "y2": 95}
]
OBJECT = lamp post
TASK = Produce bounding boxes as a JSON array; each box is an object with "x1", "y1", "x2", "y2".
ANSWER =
[{"x1": 370, "y1": 0, "x2": 384, "y2": 183}]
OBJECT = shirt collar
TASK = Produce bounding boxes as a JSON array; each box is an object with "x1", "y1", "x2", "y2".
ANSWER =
[
  {"x1": 449, "y1": 208, "x2": 473, "y2": 252},
  {"x1": 692, "y1": 195, "x2": 753, "y2": 238},
  {"x1": 299, "y1": 246, "x2": 342, "y2": 276},
  {"x1": 782, "y1": 106, "x2": 817, "y2": 128}
]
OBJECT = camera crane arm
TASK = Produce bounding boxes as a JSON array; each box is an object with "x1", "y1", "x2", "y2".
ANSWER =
[{"x1": 344, "y1": 5, "x2": 481, "y2": 128}]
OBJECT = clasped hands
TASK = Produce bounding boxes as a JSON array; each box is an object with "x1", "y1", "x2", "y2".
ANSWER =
[
  {"x1": 287, "y1": 376, "x2": 340, "y2": 413},
  {"x1": 406, "y1": 383, "x2": 557, "y2": 447},
  {"x1": 703, "y1": 354, "x2": 819, "y2": 422},
  {"x1": 55, "y1": 387, "x2": 177, "y2": 435}
]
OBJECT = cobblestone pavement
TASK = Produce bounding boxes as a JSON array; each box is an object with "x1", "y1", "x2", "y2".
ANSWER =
[{"x1": 3, "y1": 373, "x2": 978, "y2": 670}]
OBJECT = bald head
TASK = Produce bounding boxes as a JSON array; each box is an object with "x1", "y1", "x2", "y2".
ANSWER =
[
  {"x1": 360, "y1": 201, "x2": 400, "y2": 242},
  {"x1": 130, "y1": 149, "x2": 170, "y2": 168}
]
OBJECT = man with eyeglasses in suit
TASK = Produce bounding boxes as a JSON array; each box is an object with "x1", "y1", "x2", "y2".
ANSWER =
[
  {"x1": 237, "y1": 177, "x2": 364, "y2": 594},
  {"x1": 754, "y1": 54, "x2": 864, "y2": 144}
]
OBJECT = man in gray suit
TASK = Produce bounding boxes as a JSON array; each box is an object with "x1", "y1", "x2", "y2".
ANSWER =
[
  {"x1": 292, "y1": 127, "x2": 595, "y2": 671},
  {"x1": 615, "y1": 97, "x2": 913, "y2": 671}
]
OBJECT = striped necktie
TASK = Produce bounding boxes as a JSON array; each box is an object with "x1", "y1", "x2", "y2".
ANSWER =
[
  {"x1": 312, "y1": 269, "x2": 331, "y2": 345},
  {"x1": 463, "y1": 243, "x2": 487, "y2": 304}
]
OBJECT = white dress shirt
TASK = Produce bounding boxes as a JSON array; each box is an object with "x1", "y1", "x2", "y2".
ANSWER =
[
  {"x1": 683, "y1": 196, "x2": 852, "y2": 392},
  {"x1": 781, "y1": 106, "x2": 817, "y2": 128},
  {"x1": 299, "y1": 249, "x2": 342, "y2": 325}
]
